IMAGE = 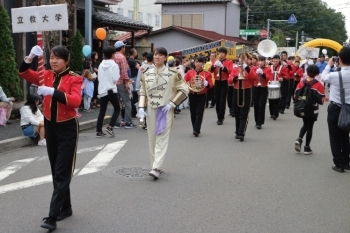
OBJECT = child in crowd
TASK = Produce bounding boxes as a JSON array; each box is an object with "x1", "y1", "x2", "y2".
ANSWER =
[
  {"x1": 82, "y1": 61, "x2": 96, "y2": 112},
  {"x1": 20, "y1": 94, "x2": 46, "y2": 146},
  {"x1": 294, "y1": 65, "x2": 326, "y2": 154}
]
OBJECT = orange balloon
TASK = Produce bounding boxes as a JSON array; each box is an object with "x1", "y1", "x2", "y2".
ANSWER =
[{"x1": 96, "y1": 28, "x2": 107, "y2": 40}]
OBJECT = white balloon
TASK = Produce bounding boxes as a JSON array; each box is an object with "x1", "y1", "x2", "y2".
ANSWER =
[{"x1": 322, "y1": 49, "x2": 327, "y2": 55}]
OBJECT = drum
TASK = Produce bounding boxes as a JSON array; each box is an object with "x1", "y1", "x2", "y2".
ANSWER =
[{"x1": 268, "y1": 81, "x2": 280, "y2": 99}]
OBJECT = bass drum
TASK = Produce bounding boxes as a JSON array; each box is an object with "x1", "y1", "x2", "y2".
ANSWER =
[{"x1": 268, "y1": 81, "x2": 280, "y2": 99}]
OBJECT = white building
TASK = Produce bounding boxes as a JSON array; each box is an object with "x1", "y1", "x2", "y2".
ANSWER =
[{"x1": 110, "y1": 0, "x2": 162, "y2": 31}]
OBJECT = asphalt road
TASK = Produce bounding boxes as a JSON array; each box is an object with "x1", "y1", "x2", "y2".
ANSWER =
[{"x1": 0, "y1": 102, "x2": 349, "y2": 233}]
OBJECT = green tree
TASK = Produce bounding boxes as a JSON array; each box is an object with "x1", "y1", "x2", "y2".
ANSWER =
[
  {"x1": 70, "y1": 30, "x2": 84, "y2": 72},
  {"x1": 0, "y1": 4, "x2": 22, "y2": 99},
  {"x1": 241, "y1": 0, "x2": 348, "y2": 51}
]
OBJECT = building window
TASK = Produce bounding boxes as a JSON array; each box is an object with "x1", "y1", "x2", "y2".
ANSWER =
[
  {"x1": 155, "y1": 14, "x2": 160, "y2": 26},
  {"x1": 128, "y1": 10, "x2": 134, "y2": 19},
  {"x1": 147, "y1": 13, "x2": 152, "y2": 25},
  {"x1": 117, "y1": 8, "x2": 123, "y2": 16},
  {"x1": 139, "y1": 12, "x2": 143, "y2": 22}
]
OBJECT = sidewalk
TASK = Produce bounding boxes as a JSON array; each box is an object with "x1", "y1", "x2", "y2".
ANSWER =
[{"x1": 0, "y1": 104, "x2": 118, "y2": 153}]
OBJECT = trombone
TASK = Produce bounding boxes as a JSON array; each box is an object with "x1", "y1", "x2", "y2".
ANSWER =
[{"x1": 237, "y1": 45, "x2": 246, "y2": 107}]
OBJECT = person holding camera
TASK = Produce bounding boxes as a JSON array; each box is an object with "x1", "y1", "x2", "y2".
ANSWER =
[{"x1": 321, "y1": 47, "x2": 350, "y2": 173}]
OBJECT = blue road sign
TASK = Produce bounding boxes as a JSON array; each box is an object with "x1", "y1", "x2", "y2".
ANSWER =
[{"x1": 288, "y1": 14, "x2": 297, "y2": 24}]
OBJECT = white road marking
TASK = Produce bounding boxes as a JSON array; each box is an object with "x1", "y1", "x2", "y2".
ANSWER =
[
  {"x1": 0, "y1": 157, "x2": 39, "y2": 182},
  {"x1": 36, "y1": 145, "x2": 106, "y2": 162},
  {"x1": 0, "y1": 169, "x2": 79, "y2": 195},
  {"x1": 77, "y1": 140, "x2": 127, "y2": 176}
]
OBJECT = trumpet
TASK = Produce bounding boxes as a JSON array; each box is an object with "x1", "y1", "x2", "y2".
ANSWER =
[
  {"x1": 257, "y1": 65, "x2": 266, "y2": 86},
  {"x1": 237, "y1": 46, "x2": 245, "y2": 107},
  {"x1": 186, "y1": 74, "x2": 206, "y2": 93}
]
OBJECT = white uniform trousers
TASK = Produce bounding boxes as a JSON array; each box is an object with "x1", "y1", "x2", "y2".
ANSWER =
[{"x1": 146, "y1": 107, "x2": 174, "y2": 170}]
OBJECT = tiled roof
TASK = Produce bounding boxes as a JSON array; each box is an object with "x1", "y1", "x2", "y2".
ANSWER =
[
  {"x1": 78, "y1": 7, "x2": 152, "y2": 31},
  {"x1": 155, "y1": 0, "x2": 247, "y2": 6},
  {"x1": 153, "y1": 26, "x2": 253, "y2": 44},
  {"x1": 155, "y1": 0, "x2": 231, "y2": 3},
  {"x1": 92, "y1": 8, "x2": 152, "y2": 30}
]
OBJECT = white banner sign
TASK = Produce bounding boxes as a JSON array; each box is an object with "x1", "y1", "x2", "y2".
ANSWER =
[
  {"x1": 276, "y1": 47, "x2": 296, "y2": 56},
  {"x1": 297, "y1": 47, "x2": 320, "y2": 59},
  {"x1": 11, "y1": 4, "x2": 68, "y2": 33}
]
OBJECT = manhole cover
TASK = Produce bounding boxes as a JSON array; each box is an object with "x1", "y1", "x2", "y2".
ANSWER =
[{"x1": 114, "y1": 167, "x2": 150, "y2": 178}]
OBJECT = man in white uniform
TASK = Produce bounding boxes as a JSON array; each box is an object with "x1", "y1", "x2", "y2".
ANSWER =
[{"x1": 138, "y1": 47, "x2": 189, "y2": 178}]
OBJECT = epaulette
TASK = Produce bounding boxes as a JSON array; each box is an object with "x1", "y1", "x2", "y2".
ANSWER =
[
  {"x1": 168, "y1": 68, "x2": 178, "y2": 73},
  {"x1": 69, "y1": 71, "x2": 81, "y2": 77}
]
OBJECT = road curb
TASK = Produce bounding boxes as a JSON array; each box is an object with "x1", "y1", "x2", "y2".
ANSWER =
[{"x1": 0, "y1": 116, "x2": 111, "y2": 154}]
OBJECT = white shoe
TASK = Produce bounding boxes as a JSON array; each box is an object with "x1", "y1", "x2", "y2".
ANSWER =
[
  {"x1": 149, "y1": 169, "x2": 160, "y2": 179},
  {"x1": 38, "y1": 139, "x2": 46, "y2": 146}
]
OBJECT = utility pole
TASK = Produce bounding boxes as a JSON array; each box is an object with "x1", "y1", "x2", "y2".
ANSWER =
[
  {"x1": 85, "y1": 0, "x2": 92, "y2": 49},
  {"x1": 295, "y1": 31, "x2": 299, "y2": 50},
  {"x1": 134, "y1": 0, "x2": 139, "y2": 20},
  {"x1": 245, "y1": 7, "x2": 249, "y2": 40}
]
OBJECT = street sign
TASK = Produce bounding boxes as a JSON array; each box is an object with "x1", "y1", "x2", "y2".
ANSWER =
[
  {"x1": 260, "y1": 29, "x2": 268, "y2": 38},
  {"x1": 288, "y1": 14, "x2": 297, "y2": 24},
  {"x1": 239, "y1": 29, "x2": 260, "y2": 36},
  {"x1": 11, "y1": 4, "x2": 68, "y2": 33}
]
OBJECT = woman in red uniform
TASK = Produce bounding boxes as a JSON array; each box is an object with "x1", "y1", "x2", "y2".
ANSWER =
[
  {"x1": 19, "y1": 45, "x2": 83, "y2": 231},
  {"x1": 184, "y1": 56, "x2": 213, "y2": 136}
]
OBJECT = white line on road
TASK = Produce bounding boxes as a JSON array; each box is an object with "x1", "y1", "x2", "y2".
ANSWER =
[
  {"x1": 77, "y1": 140, "x2": 127, "y2": 176},
  {"x1": 0, "y1": 169, "x2": 80, "y2": 195},
  {"x1": 0, "y1": 157, "x2": 39, "y2": 182}
]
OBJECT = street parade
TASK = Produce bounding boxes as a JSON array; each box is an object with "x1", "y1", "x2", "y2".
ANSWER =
[{"x1": 0, "y1": 0, "x2": 350, "y2": 232}]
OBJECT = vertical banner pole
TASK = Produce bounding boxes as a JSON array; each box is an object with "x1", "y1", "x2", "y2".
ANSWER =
[{"x1": 37, "y1": 31, "x2": 44, "y2": 86}]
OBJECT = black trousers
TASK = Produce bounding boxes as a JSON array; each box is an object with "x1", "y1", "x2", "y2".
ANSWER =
[
  {"x1": 279, "y1": 78, "x2": 288, "y2": 111},
  {"x1": 214, "y1": 80, "x2": 228, "y2": 121},
  {"x1": 189, "y1": 93, "x2": 207, "y2": 133},
  {"x1": 96, "y1": 91, "x2": 120, "y2": 132},
  {"x1": 285, "y1": 79, "x2": 295, "y2": 108},
  {"x1": 299, "y1": 117, "x2": 316, "y2": 146},
  {"x1": 45, "y1": 118, "x2": 79, "y2": 219},
  {"x1": 327, "y1": 103, "x2": 350, "y2": 168},
  {"x1": 293, "y1": 80, "x2": 300, "y2": 102},
  {"x1": 253, "y1": 86, "x2": 268, "y2": 125},
  {"x1": 233, "y1": 88, "x2": 252, "y2": 136},
  {"x1": 227, "y1": 86, "x2": 234, "y2": 115},
  {"x1": 206, "y1": 86, "x2": 215, "y2": 107},
  {"x1": 269, "y1": 98, "x2": 280, "y2": 118}
]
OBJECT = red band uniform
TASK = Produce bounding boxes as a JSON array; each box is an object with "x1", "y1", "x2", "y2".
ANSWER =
[
  {"x1": 285, "y1": 61, "x2": 298, "y2": 109},
  {"x1": 210, "y1": 59, "x2": 233, "y2": 123},
  {"x1": 253, "y1": 66, "x2": 273, "y2": 128},
  {"x1": 293, "y1": 66, "x2": 304, "y2": 101},
  {"x1": 19, "y1": 61, "x2": 82, "y2": 220},
  {"x1": 279, "y1": 61, "x2": 294, "y2": 113},
  {"x1": 229, "y1": 65, "x2": 257, "y2": 139},
  {"x1": 184, "y1": 69, "x2": 213, "y2": 135}
]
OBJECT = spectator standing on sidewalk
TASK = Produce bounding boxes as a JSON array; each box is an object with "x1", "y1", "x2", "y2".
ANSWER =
[
  {"x1": 96, "y1": 46, "x2": 121, "y2": 137},
  {"x1": 91, "y1": 51, "x2": 100, "y2": 109},
  {"x1": 20, "y1": 93, "x2": 46, "y2": 146},
  {"x1": 0, "y1": 84, "x2": 15, "y2": 125},
  {"x1": 82, "y1": 61, "x2": 95, "y2": 112},
  {"x1": 19, "y1": 45, "x2": 83, "y2": 231},
  {"x1": 321, "y1": 47, "x2": 350, "y2": 173},
  {"x1": 114, "y1": 41, "x2": 136, "y2": 128}
]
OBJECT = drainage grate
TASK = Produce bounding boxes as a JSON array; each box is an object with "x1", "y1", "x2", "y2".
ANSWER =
[{"x1": 113, "y1": 167, "x2": 150, "y2": 178}]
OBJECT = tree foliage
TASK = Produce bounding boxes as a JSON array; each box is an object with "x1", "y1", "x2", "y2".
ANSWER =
[
  {"x1": 0, "y1": 4, "x2": 22, "y2": 99},
  {"x1": 241, "y1": 0, "x2": 348, "y2": 48},
  {"x1": 70, "y1": 30, "x2": 83, "y2": 72}
]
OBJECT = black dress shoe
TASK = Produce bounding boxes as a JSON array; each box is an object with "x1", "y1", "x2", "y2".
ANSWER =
[
  {"x1": 41, "y1": 217, "x2": 57, "y2": 230},
  {"x1": 193, "y1": 131, "x2": 199, "y2": 137},
  {"x1": 279, "y1": 110, "x2": 284, "y2": 114},
  {"x1": 256, "y1": 124, "x2": 262, "y2": 129},
  {"x1": 272, "y1": 115, "x2": 277, "y2": 120},
  {"x1": 344, "y1": 164, "x2": 350, "y2": 170},
  {"x1": 332, "y1": 165, "x2": 345, "y2": 173},
  {"x1": 237, "y1": 135, "x2": 244, "y2": 141},
  {"x1": 217, "y1": 120, "x2": 223, "y2": 125},
  {"x1": 6, "y1": 121, "x2": 12, "y2": 124},
  {"x1": 57, "y1": 208, "x2": 73, "y2": 221}
]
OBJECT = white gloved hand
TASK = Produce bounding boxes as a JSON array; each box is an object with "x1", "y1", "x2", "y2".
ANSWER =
[
  {"x1": 28, "y1": 45, "x2": 43, "y2": 59},
  {"x1": 161, "y1": 103, "x2": 174, "y2": 113},
  {"x1": 137, "y1": 107, "x2": 147, "y2": 119},
  {"x1": 256, "y1": 68, "x2": 263, "y2": 74},
  {"x1": 203, "y1": 80, "x2": 208, "y2": 86},
  {"x1": 282, "y1": 61, "x2": 287, "y2": 66},
  {"x1": 214, "y1": 60, "x2": 221, "y2": 67},
  {"x1": 37, "y1": 86, "x2": 54, "y2": 96}
]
